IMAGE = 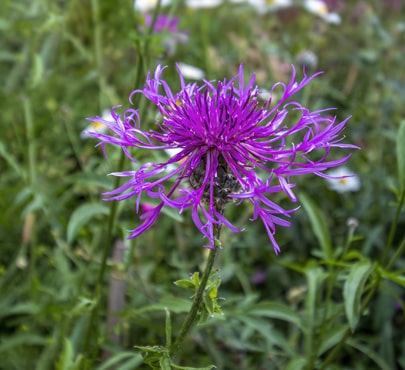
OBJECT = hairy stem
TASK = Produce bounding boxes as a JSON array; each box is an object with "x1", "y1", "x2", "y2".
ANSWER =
[{"x1": 170, "y1": 235, "x2": 220, "y2": 359}]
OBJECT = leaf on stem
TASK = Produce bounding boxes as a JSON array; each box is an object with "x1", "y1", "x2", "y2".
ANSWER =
[{"x1": 343, "y1": 259, "x2": 374, "y2": 332}]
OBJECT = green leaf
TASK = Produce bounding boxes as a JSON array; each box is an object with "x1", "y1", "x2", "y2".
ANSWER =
[
  {"x1": 173, "y1": 279, "x2": 196, "y2": 289},
  {"x1": 161, "y1": 206, "x2": 184, "y2": 222},
  {"x1": 304, "y1": 267, "x2": 326, "y2": 357},
  {"x1": 247, "y1": 301, "x2": 303, "y2": 329},
  {"x1": 133, "y1": 296, "x2": 191, "y2": 315},
  {"x1": 165, "y1": 308, "x2": 172, "y2": 348},
  {"x1": 377, "y1": 267, "x2": 405, "y2": 287},
  {"x1": 285, "y1": 357, "x2": 307, "y2": 370},
  {"x1": 95, "y1": 352, "x2": 143, "y2": 370},
  {"x1": 396, "y1": 120, "x2": 405, "y2": 189},
  {"x1": 299, "y1": 193, "x2": 332, "y2": 259},
  {"x1": 171, "y1": 364, "x2": 216, "y2": 370},
  {"x1": 318, "y1": 324, "x2": 349, "y2": 355},
  {"x1": 67, "y1": 203, "x2": 109, "y2": 243},
  {"x1": 0, "y1": 141, "x2": 25, "y2": 179},
  {"x1": 56, "y1": 338, "x2": 74, "y2": 370},
  {"x1": 29, "y1": 53, "x2": 44, "y2": 88},
  {"x1": 0, "y1": 334, "x2": 46, "y2": 353},
  {"x1": 343, "y1": 260, "x2": 374, "y2": 332},
  {"x1": 0, "y1": 302, "x2": 40, "y2": 319},
  {"x1": 135, "y1": 345, "x2": 171, "y2": 370},
  {"x1": 347, "y1": 338, "x2": 393, "y2": 370}
]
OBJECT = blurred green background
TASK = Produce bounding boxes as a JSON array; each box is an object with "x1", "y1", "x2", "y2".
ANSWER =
[{"x1": 0, "y1": 0, "x2": 404, "y2": 369}]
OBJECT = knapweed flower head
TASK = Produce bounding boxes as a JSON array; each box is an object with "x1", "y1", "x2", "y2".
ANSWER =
[{"x1": 87, "y1": 64, "x2": 356, "y2": 253}]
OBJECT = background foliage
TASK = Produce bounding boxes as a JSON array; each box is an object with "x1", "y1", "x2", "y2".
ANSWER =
[{"x1": 0, "y1": 0, "x2": 404, "y2": 369}]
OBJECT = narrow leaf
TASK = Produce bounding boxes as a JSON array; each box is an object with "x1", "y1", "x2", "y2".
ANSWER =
[
  {"x1": 318, "y1": 324, "x2": 349, "y2": 355},
  {"x1": 396, "y1": 120, "x2": 405, "y2": 189},
  {"x1": 67, "y1": 203, "x2": 109, "y2": 244},
  {"x1": 343, "y1": 260, "x2": 374, "y2": 332},
  {"x1": 248, "y1": 301, "x2": 303, "y2": 329},
  {"x1": 95, "y1": 352, "x2": 143, "y2": 370},
  {"x1": 304, "y1": 267, "x2": 326, "y2": 358},
  {"x1": 285, "y1": 357, "x2": 306, "y2": 370},
  {"x1": 299, "y1": 193, "x2": 332, "y2": 258},
  {"x1": 56, "y1": 338, "x2": 74, "y2": 370},
  {"x1": 165, "y1": 308, "x2": 171, "y2": 348},
  {"x1": 347, "y1": 338, "x2": 393, "y2": 370},
  {"x1": 171, "y1": 364, "x2": 216, "y2": 370}
]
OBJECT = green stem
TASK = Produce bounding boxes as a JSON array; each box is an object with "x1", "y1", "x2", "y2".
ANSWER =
[
  {"x1": 81, "y1": 152, "x2": 126, "y2": 360},
  {"x1": 386, "y1": 236, "x2": 405, "y2": 270},
  {"x1": 170, "y1": 241, "x2": 220, "y2": 359},
  {"x1": 91, "y1": 0, "x2": 105, "y2": 109},
  {"x1": 381, "y1": 189, "x2": 405, "y2": 266},
  {"x1": 23, "y1": 96, "x2": 38, "y2": 285}
]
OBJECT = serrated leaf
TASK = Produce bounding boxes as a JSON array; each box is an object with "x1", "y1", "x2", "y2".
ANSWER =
[
  {"x1": 396, "y1": 120, "x2": 405, "y2": 189},
  {"x1": 299, "y1": 193, "x2": 332, "y2": 259},
  {"x1": 67, "y1": 203, "x2": 109, "y2": 243},
  {"x1": 343, "y1": 260, "x2": 374, "y2": 332}
]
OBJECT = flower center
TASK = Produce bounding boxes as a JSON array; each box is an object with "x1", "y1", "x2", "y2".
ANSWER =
[{"x1": 188, "y1": 154, "x2": 241, "y2": 210}]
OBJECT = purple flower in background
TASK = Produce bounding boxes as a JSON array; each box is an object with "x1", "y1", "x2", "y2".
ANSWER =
[
  {"x1": 144, "y1": 14, "x2": 188, "y2": 42},
  {"x1": 87, "y1": 64, "x2": 356, "y2": 253}
]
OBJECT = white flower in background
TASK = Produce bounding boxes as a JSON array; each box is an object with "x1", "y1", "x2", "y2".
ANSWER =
[
  {"x1": 164, "y1": 147, "x2": 186, "y2": 172},
  {"x1": 246, "y1": 0, "x2": 293, "y2": 14},
  {"x1": 177, "y1": 63, "x2": 205, "y2": 80},
  {"x1": 81, "y1": 110, "x2": 111, "y2": 139},
  {"x1": 134, "y1": 0, "x2": 172, "y2": 12},
  {"x1": 326, "y1": 167, "x2": 360, "y2": 193},
  {"x1": 258, "y1": 88, "x2": 272, "y2": 100},
  {"x1": 303, "y1": 0, "x2": 341, "y2": 24},
  {"x1": 186, "y1": 0, "x2": 222, "y2": 8}
]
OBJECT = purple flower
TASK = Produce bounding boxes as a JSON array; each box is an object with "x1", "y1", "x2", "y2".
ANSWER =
[
  {"x1": 144, "y1": 14, "x2": 188, "y2": 42},
  {"x1": 87, "y1": 64, "x2": 357, "y2": 253}
]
